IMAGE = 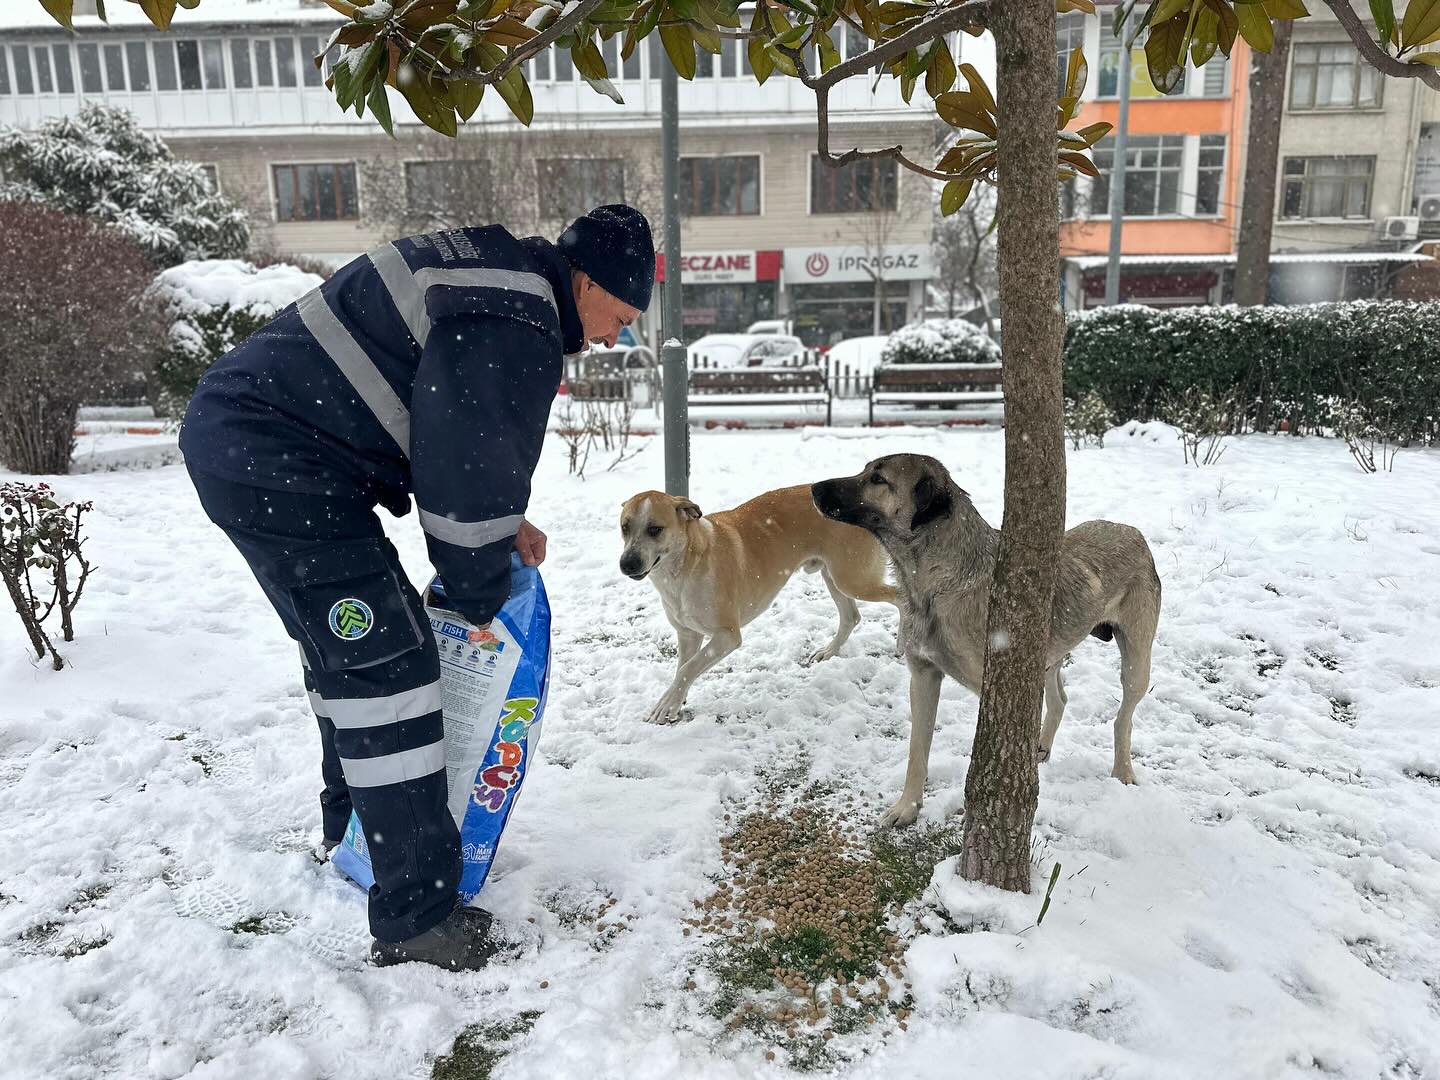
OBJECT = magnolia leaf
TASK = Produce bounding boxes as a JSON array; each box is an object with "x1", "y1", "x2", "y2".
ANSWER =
[
  {"x1": 1407, "y1": 49, "x2": 1440, "y2": 63},
  {"x1": 137, "y1": 0, "x2": 179, "y2": 30},
  {"x1": 1059, "y1": 150, "x2": 1101, "y2": 177},
  {"x1": 925, "y1": 37, "x2": 957, "y2": 95},
  {"x1": 1064, "y1": 44, "x2": 1087, "y2": 99},
  {"x1": 960, "y1": 62, "x2": 997, "y2": 113},
  {"x1": 660, "y1": 23, "x2": 699, "y2": 79},
  {"x1": 1145, "y1": 12, "x2": 1191, "y2": 88},
  {"x1": 39, "y1": 0, "x2": 75, "y2": 31},
  {"x1": 1235, "y1": 0, "x2": 1274, "y2": 50},
  {"x1": 1402, "y1": 0, "x2": 1440, "y2": 47},
  {"x1": 1075, "y1": 120, "x2": 1113, "y2": 146},
  {"x1": 1262, "y1": 0, "x2": 1309, "y2": 17},
  {"x1": 452, "y1": 77, "x2": 485, "y2": 119},
  {"x1": 368, "y1": 77, "x2": 395, "y2": 136},
  {"x1": 496, "y1": 64, "x2": 534, "y2": 124},
  {"x1": 940, "y1": 178, "x2": 973, "y2": 215}
]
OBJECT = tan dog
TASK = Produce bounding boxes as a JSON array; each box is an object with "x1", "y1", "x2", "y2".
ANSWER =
[
  {"x1": 619, "y1": 486, "x2": 899, "y2": 724},
  {"x1": 813, "y1": 454, "x2": 1161, "y2": 827}
]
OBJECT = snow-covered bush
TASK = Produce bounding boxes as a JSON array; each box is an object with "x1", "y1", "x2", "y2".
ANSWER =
[
  {"x1": 1065, "y1": 389, "x2": 1115, "y2": 449},
  {"x1": 881, "y1": 318, "x2": 1001, "y2": 366},
  {"x1": 1, "y1": 481, "x2": 94, "y2": 671},
  {"x1": 0, "y1": 104, "x2": 249, "y2": 267},
  {"x1": 148, "y1": 260, "x2": 323, "y2": 418},
  {"x1": 1063, "y1": 301, "x2": 1440, "y2": 444},
  {"x1": 0, "y1": 203, "x2": 165, "y2": 474}
]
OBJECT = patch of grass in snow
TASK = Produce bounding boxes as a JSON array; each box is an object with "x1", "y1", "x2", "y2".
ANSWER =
[
  {"x1": 540, "y1": 887, "x2": 628, "y2": 951},
  {"x1": 59, "y1": 931, "x2": 111, "y2": 959},
  {"x1": 164, "y1": 732, "x2": 189, "y2": 741},
  {"x1": 190, "y1": 752, "x2": 214, "y2": 777},
  {"x1": 430, "y1": 1010, "x2": 541, "y2": 1080},
  {"x1": 65, "y1": 882, "x2": 112, "y2": 912},
  {"x1": 1404, "y1": 767, "x2": 1440, "y2": 787},
  {"x1": 689, "y1": 804, "x2": 958, "y2": 1068},
  {"x1": 1329, "y1": 697, "x2": 1357, "y2": 726},
  {"x1": 16, "y1": 920, "x2": 62, "y2": 950},
  {"x1": 227, "y1": 913, "x2": 293, "y2": 936}
]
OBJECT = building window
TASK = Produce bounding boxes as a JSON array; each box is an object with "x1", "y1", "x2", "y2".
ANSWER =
[
  {"x1": 537, "y1": 158, "x2": 625, "y2": 220},
  {"x1": 1290, "y1": 43, "x2": 1381, "y2": 109},
  {"x1": 1097, "y1": 19, "x2": 1188, "y2": 96},
  {"x1": 300, "y1": 36, "x2": 324, "y2": 87},
  {"x1": 103, "y1": 43, "x2": 125, "y2": 90},
  {"x1": 10, "y1": 45, "x2": 35, "y2": 96},
  {"x1": 530, "y1": 49, "x2": 551, "y2": 82},
  {"x1": 126, "y1": 41, "x2": 151, "y2": 92},
  {"x1": 152, "y1": 41, "x2": 178, "y2": 91},
  {"x1": 230, "y1": 40, "x2": 252, "y2": 88},
  {"x1": 274, "y1": 37, "x2": 298, "y2": 87},
  {"x1": 1281, "y1": 156, "x2": 1374, "y2": 219},
  {"x1": 680, "y1": 156, "x2": 760, "y2": 216},
  {"x1": 405, "y1": 159, "x2": 489, "y2": 220},
  {"x1": 175, "y1": 41, "x2": 202, "y2": 90},
  {"x1": 1090, "y1": 134, "x2": 1185, "y2": 216},
  {"x1": 0, "y1": 48, "x2": 9, "y2": 96},
  {"x1": 1196, "y1": 135, "x2": 1226, "y2": 215},
  {"x1": 52, "y1": 44, "x2": 75, "y2": 94},
  {"x1": 1202, "y1": 55, "x2": 1228, "y2": 97},
  {"x1": 273, "y1": 163, "x2": 359, "y2": 221},
  {"x1": 253, "y1": 39, "x2": 275, "y2": 86},
  {"x1": 198, "y1": 164, "x2": 219, "y2": 192},
  {"x1": 1057, "y1": 12, "x2": 1086, "y2": 96},
  {"x1": 201, "y1": 39, "x2": 226, "y2": 88},
  {"x1": 810, "y1": 156, "x2": 897, "y2": 213},
  {"x1": 78, "y1": 43, "x2": 102, "y2": 93},
  {"x1": 33, "y1": 45, "x2": 55, "y2": 94}
]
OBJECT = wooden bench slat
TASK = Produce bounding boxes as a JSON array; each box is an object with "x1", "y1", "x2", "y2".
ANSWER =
[{"x1": 872, "y1": 392, "x2": 1005, "y2": 403}]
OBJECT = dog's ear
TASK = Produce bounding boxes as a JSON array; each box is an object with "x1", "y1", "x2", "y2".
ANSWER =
[
  {"x1": 910, "y1": 473, "x2": 952, "y2": 530},
  {"x1": 676, "y1": 499, "x2": 703, "y2": 521}
]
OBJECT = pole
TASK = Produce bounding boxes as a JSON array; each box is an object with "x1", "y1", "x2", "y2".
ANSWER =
[
  {"x1": 660, "y1": 57, "x2": 689, "y2": 497},
  {"x1": 1103, "y1": 37, "x2": 1133, "y2": 306}
]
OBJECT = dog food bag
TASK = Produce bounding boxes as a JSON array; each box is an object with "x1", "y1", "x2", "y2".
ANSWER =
[{"x1": 332, "y1": 553, "x2": 552, "y2": 905}]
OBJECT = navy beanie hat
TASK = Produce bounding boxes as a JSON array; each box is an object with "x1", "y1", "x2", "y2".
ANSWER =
[{"x1": 557, "y1": 204, "x2": 656, "y2": 312}]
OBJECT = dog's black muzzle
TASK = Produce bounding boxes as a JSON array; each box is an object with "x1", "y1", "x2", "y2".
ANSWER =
[
  {"x1": 811, "y1": 479, "x2": 872, "y2": 530},
  {"x1": 619, "y1": 551, "x2": 656, "y2": 580}
]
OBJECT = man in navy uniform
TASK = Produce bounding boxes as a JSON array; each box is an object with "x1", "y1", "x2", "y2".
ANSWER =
[{"x1": 180, "y1": 205, "x2": 654, "y2": 971}]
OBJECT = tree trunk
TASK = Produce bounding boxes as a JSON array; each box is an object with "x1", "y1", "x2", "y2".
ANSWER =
[
  {"x1": 958, "y1": 0, "x2": 1066, "y2": 892},
  {"x1": 1232, "y1": 21, "x2": 1294, "y2": 306}
]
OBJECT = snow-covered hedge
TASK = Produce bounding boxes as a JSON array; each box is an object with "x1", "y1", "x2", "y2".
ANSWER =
[
  {"x1": 881, "y1": 318, "x2": 1001, "y2": 366},
  {"x1": 148, "y1": 260, "x2": 322, "y2": 417},
  {"x1": 1063, "y1": 301, "x2": 1440, "y2": 442}
]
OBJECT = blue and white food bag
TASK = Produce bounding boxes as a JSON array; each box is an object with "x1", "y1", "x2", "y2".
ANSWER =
[{"x1": 332, "y1": 553, "x2": 551, "y2": 905}]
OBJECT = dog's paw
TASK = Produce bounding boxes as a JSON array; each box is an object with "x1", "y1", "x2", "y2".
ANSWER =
[
  {"x1": 806, "y1": 644, "x2": 841, "y2": 665},
  {"x1": 879, "y1": 798, "x2": 920, "y2": 829},
  {"x1": 1111, "y1": 764, "x2": 1137, "y2": 785},
  {"x1": 1035, "y1": 746, "x2": 1051, "y2": 765},
  {"x1": 645, "y1": 696, "x2": 686, "y2": 725}
]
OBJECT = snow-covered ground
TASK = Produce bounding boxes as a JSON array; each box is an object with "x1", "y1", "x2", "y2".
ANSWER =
[{"x1": 2, "y1": 425, "x2": 1439, "y2": 1080}]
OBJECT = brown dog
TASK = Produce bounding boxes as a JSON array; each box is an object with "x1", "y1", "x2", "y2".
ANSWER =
[
  {"x1": 813, "y1": 454, "x2": 1161, "y2": 826},
  {"x1": 619, "y1": 485, "x2": 899, "y2": 724}
]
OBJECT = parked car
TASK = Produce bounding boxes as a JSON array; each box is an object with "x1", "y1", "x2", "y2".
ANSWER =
[
  {"x1": 745, "y1": 318, "x2": 794, "y2": 336},
  {"x1": 687, "y1": 333, "x2": 807, "y2": 369}
]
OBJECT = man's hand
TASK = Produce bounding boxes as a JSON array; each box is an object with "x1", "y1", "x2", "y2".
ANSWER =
[{"x1": 514, "y1": 519, "x2": 547, "y2": 567}]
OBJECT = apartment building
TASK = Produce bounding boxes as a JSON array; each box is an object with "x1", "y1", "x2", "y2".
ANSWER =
[{"x1": 0, "y1": 0, "x2": 959, "y2": 346}]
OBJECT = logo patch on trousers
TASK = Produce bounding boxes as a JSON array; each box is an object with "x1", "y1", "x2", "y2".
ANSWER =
[{"x1": 328, "y1": 598, "x2": 374, "y2": 640}]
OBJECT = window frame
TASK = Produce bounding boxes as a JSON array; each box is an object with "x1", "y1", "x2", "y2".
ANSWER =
[
  {"x1": 678, "y1": 154, "x2": 763, "y2": 217},
  {"x1": 1279, "y1": 155, "x2": 1375, "y2": 220},
  {"x1": 808, "y1": 154, "x2": 899, "y2": 215},
  {"x1": 271, "y1": 162, "x2": 361, "y2": 222},
  {"x1": 1288, "y1": 42, "x2": 1383, "y2": 111}
]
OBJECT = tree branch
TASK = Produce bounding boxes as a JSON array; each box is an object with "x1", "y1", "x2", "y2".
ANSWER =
[
  {"x1": 1319, "y1": 0, "x2": 1440, "y2": 90},
  {"x1": 439, "y1": 0, "x2": 610, "y2": 83}
]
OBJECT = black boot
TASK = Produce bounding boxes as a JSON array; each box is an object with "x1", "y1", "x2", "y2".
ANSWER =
[{"x1": 370, "y1": 907, "x2": 499, "y2": 971}]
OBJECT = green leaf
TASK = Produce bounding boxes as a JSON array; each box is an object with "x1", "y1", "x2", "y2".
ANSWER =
[
  {"x1": 397, "y1": 63, "x2": 457, "y2": 136},
  {"x1": 1151, "y1": 0, "x2": 1193, "y2": 26},
  {"x1": 1190, "y1": 3, "x2": 1220, "y2": 64},
  {"x1": 1059, "y1": 150, "x2": 1101, "y2": 177},
  {"x1": 137, "y1": 0, "x2": 179, "y2": 29},
  {"x1": 451, "y1": 77, "x2": 485, "y2": 120},
  {"x1": 1261, "y1": 0, "x2": 1308, "y2": 17},
  {"x1": 818, "y1": 30, "x2": 841, "y2": 74},
  {"x1": 925, "y1": 37, "x2": 957, "y2": 96},
  {"x1": 1402, "y1": 0, "x2": 1440, "y2": 47},
  {"x1": 940, "y1": 179, "x2": 973, "y2": 215},
  {"x1": 368, "y1": 78, "x2": 394, "y2": 136},
  {"x1": 959, "y1": 62, "x2": 997, "y2": 113},
  {"x1": 1036, "y1": 862, "x2": 1062, "y2": 926},
  {"x1": 1075, "y1": 120, "x2": 1113, "y2": 146},
  {"x1": 1408, "y1": 49, "x2": 1440, "y2": 62},
  {"x1": 660, "y1": 23, "x2": 698, "y2": 79},
  {"x1": 39, "y1": 0, "x2": 74, "y2": 31},
  {"x1": 1064, "y1": 44, "x2": 1087, "y2": 98},
  {"x1": 573, "y1": 39, "x2": 608, "y2": 79},
  {"x1": 693, "y1": 23, "x2": 723, "y2": 53},
  {"x1": 748, "y1": 35, "x2": 775, "y2": 83},
  {"x1": 1145, "y1": 12, "x2": 1191, "y2": 88},
  {"x1": 1201, "y1": 0, "x2": 1240, "y2": 52},
  {"x1": 766, "y1": 43, "x2": 800, "y2": 76},
  {"x1": 626, "y1": 0, "x2": 665, "y2": 58},
  {"x1": 1235, "y1": 0, "x2": 1274, "y2": 50},
  {"x1": 935, "y1": 91, "x2": 998, "y2": 136},
  {"x1": 1368, "y1": 0, "x2": 1396, "y2": 43},
  {"x1": 670, "y1": 0, "x2": 702, "y2": 19},
  {"x1": 496, "y1": 64, "x2": 534, "y2": 125}
]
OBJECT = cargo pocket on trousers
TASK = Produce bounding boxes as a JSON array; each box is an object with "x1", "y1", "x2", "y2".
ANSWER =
[{"x1": 280, "y1": 540, "x2": 426, "y2": 672}]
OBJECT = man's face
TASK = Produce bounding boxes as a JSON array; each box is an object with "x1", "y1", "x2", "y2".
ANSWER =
[{"x1": 573, "y1": 273, "x2": 641, "y2": 349}]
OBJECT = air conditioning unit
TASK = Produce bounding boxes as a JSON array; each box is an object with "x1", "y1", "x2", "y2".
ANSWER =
[
  {"x1": 1418, "y1": 195, "x2": 1440, "y2": 222},
  {"x1": 1382, "y1": 216, "x2": 1420, "y2": 241}
]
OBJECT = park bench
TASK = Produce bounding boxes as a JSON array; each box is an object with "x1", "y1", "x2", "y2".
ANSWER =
[
  {"x1": 664, "y1": 365, "x2": 833, "y2": 426},
  {"x1": 868, "y1": 363, "x2": 1004, "y2": 425}
]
